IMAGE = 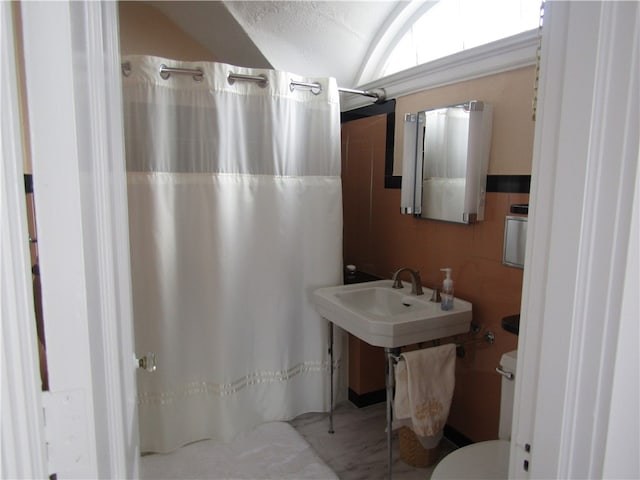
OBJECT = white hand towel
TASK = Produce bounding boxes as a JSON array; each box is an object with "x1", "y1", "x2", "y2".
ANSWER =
[{"x1": 393, "y1": 344, "x2": 456, "y2": 446}]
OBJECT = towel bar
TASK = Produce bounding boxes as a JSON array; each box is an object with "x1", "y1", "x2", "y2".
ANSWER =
[
  {"x1": 331, "y1": 331, "x2": 494, "y2": 480},
  {"x1": 390, "y1": 331, "x2": 495, "y2": 362},
  {"x1": 456, "y1": 331, "x2": 495, "y2": 358}
]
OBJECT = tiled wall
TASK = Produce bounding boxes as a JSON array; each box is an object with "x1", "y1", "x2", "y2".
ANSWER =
[
  {"x1": 341, "y1": 67, "x2": 535, "y2": 442},
  {"x1": 394, "y1": 66, "x2": 536, "y2": 176},
  {"x1": 117, "y1": 8, "x2": 534, "y2": 440}
]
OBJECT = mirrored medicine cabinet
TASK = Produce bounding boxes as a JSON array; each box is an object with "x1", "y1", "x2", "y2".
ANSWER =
[{"x1": 401, "y1": 100, "x2": 493, "y2": 224}]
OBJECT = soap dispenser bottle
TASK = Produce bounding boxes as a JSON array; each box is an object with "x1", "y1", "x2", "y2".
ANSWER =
[{"x1": 440, "y1": 268, "x2": 454, "y2": 311}]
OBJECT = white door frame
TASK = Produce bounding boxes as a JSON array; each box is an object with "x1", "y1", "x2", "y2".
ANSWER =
[
  {"x1": 4, "y1": 1, "x2": 638, "y2": 478},
  {"x1": 1, "y1": 2, "x2": 47, "y2": 477},
  {"x1": 511, "y1": 1, "x2": 639, "y2": 478},
  {"x1": 3, "y1": 2, "x2": 139, "y2": 478}
]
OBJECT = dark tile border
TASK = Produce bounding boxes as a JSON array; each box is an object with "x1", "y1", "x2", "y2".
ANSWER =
[
  {"x1": 443, "y1": 424, "x2": 474, "y2": 447},
  {"x1": 341, "y1": 100, "x2": 400, "y2": 190},
  {"x1": 348, "y1": 388, "x2": 386, "y2": 408},
  {"x1": 343, "y1": 270, "x2": 382, "y2": 285},
  {"x1": 384, "y1": 112, "x2": 401, "y2": 189},
  {"x1": 348, "y1": 389, "x2": 475, "y2": 448},
  {"x1": 340, "y1": 100, "x2": 396, "y2": 123},
  {"x1": 486, "y1": 175, "x2": 531, "y2": 193},
  {"x1": 502, "y1": 314, "x2": 520, "y2": 335},
  {"x1": 342, "y1": 103, "x2": 531, "y2": 194}
]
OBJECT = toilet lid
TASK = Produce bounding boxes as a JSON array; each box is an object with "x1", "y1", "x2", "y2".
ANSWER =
[{"x1": 431, "y1": 440, "x2": 510, "y2": 479}]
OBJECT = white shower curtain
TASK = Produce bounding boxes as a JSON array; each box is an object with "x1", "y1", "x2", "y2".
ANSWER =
[{"x1": 122, "y1": 56, "x2": 344, "y2": 453}]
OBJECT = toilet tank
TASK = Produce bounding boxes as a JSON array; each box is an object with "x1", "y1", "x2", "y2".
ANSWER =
[{"x1": 497, "y1": 350, "x2": 518, "y2": 440}]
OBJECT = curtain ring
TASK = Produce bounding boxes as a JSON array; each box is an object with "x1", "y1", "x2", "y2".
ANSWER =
[{"x1": 289, "y1": 81, "x2": 322, "y2": 96}]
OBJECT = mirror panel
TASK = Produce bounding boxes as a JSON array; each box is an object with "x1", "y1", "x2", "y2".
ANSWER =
[{"x1": 401, "y1": 100, "x2": 492, "y2": 224}]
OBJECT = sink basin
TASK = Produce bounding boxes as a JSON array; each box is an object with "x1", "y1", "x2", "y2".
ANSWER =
[
  {"x1": 313, "y1": 280, "x2": 472, "y2": 348},
  {"x1": 337, "y1": 287, "x2": 430, "y2": 316}
]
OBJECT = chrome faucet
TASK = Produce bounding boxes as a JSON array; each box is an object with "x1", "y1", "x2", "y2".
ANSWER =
[{"x1": 391, "y1": 267, "x2": 424, "y2": 295}]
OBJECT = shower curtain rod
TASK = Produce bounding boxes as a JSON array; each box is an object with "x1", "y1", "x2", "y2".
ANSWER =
[{"x1": 121, "y1": 62, "x2": 386, "y2": 103}]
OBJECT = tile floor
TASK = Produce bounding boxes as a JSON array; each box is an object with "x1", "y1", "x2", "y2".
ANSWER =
[
  {"x1": 140, "y1": 421, "x2": 338, "y2": 480},
  {"x1": 289, "y1": 402, "x2": 457, "y2": 480},
  {"x1": 140, "y1": 401, "x2": 457, "y2": 480}
]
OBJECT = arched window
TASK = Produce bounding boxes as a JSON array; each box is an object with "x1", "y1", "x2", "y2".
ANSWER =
[{"x1": 360, "y1": 0, "x2": 541, "y2": 84}]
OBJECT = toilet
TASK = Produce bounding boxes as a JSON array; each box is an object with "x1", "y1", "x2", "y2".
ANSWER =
[{"x1": 431, "y1": 350, "x2": 517, "y2": 479}]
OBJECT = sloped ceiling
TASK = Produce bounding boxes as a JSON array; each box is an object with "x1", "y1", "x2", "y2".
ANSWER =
[
  {"x1": 149, "y1": 1, "x2": 403, "y2": 88},
  {"x1": 148, "y1": 1, "x2": 272, "y2": 69}
]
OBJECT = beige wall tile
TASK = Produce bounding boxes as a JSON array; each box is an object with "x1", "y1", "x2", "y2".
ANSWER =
[
  {"x1": 394, "y1": 66, "x2": 536, "y2": 176},
  {"x1": 341, "y1": 69, "x2": 533, "y2": 440}
]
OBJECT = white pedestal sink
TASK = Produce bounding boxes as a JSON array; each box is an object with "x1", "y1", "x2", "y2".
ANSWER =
[
  {"x1": 313, "y1": 279, "x2": 473, "y2": 480},
  {"x1": 313, "y1": 280, "x2": 472, "y2": 348}
]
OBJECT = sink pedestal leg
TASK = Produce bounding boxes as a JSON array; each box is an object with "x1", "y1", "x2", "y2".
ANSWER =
[
  {"x1": 328, "y1": 321, "x2": 335, "y2": 434},
  {"x1": 385, "y1": 347, "x2": 400, "y2": 480}
]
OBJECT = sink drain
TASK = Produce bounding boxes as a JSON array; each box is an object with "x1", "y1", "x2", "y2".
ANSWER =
[{"x1": 401, "y1": 297, "x2": 414, "y2": 307}]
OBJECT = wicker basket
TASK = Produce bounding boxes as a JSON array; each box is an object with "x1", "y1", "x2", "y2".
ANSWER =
[{"x1": 398, "y1": 426, "x2": 441, "y2": 468}]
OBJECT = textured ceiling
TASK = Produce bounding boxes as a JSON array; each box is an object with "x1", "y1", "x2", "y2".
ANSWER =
[
  {"x1": 224, "y1": 1, "x2": 400, "y2": 87},
  {"x1": 151, "y1": 0, "x2": 403, "y2": 88}
]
